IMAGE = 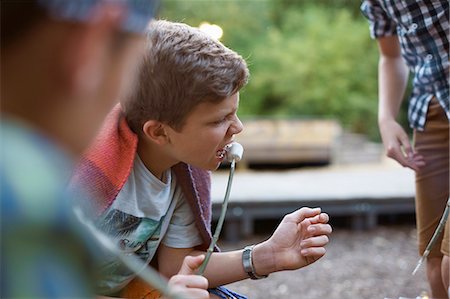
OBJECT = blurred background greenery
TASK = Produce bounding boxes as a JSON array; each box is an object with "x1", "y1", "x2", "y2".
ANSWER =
[{"x1": 159, "y1": 0, "x2": 410, "y2": 141}]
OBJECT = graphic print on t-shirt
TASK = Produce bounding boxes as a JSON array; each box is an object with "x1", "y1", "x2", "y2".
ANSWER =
[
  {"x1": 95, "y1": 208, "x2": 165, "y2": 291},
  {"x1": 92, "y1": 157, "x2": 203, "y2": 294},
  {"x1": 98, "y1": 208, "x2": 164, "y2": 257}
]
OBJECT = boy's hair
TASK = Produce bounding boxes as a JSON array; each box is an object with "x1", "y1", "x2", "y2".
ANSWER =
[{"x1": 122, "y1": 20, "x2": 249, "y2": 133}]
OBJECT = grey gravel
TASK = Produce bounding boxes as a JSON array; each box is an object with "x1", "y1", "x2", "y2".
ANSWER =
[{"x1": 219, "y1": 226, "x2": 430, "y2": 299}]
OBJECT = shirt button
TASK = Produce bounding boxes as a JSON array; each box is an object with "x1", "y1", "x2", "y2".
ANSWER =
[
  {"x1": 410, "y1": 23, "x2": 418, "y2": 30},
  {"x1": 426, "y1": 54, "x2": 433, "y2": 61}
]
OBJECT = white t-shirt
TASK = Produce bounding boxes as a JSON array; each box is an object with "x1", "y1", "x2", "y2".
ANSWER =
[{"x1": 95, "y1": 155, "x2": 202, "y2": 294}]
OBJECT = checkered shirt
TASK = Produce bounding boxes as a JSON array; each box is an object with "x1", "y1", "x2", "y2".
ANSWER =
[{"x1": 361, "y1": 0, "x2": 449, "y2": 130}]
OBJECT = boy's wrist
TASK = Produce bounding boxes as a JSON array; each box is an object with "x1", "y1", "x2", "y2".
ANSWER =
[
  {"x1": 250, "y1": 243, "x2": 276, "y2": 277},
  {"x1": 242, "y1": 245, "x2": 268, "y2": 279},
  {"x1": 378, "y1": 112, "x2": 397, "y2": 124}
]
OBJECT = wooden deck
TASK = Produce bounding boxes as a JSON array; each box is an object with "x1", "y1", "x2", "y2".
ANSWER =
[
  {"x1": 210, "y1": 161, "x2": 415, "y2": 241},
  {"x1": 235, "y1": 119, "x2": 342, "y2": 166}
]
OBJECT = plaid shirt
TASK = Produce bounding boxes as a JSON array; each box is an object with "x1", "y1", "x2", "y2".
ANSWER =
[{"x1": 361, "y1": 0, "x2": 449, "y2": 130}]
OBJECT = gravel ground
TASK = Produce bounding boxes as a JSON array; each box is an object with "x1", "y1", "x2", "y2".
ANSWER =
[{"x1": 219, "y1": 226, "x2": 430, "y2": 299}]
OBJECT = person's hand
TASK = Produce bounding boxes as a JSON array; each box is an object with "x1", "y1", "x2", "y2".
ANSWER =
[
  {"x1": 254, "y1": 207, "x2": 332, "y2": 274},
  {"x1": 163, "y1": 255, "x2": 209, "y2": 299},
  {"x1": 379, "y1": 119, "x2": 425, "y2": 171}
]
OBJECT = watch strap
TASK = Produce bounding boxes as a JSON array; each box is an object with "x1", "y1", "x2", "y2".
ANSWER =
[{"x1": 242, "y1": 245, "x2": 268, "y2": 280}]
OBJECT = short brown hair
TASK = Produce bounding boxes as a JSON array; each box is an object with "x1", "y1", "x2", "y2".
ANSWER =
[{"x1": 122, "y1": 20, "x2": 249, "y2": 133}]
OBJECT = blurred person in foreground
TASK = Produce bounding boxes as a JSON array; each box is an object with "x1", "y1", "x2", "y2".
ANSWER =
[
  {"x1": 0, "y1": 0, "x2": 160, "y2": 297},
  {"x1": 361, "y1": 1, "x2": 449, "y2": 298}
]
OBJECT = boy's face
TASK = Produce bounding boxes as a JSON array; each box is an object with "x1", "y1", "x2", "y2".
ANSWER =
[{"x1": 164, "y1": 92, "x2": 243, "y2": 170}]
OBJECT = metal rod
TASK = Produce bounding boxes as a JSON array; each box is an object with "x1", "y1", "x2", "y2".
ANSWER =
[
  {"x1": 197, "y1": 159, "x2": 236, "y2": 276},
  {"x1": 412, "y1": 197, "x2": 450, "y2": 275}
]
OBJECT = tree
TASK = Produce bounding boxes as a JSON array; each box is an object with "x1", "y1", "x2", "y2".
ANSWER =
[{"x1": 160, "y1": 1, "x2": 397, "y2": 140}]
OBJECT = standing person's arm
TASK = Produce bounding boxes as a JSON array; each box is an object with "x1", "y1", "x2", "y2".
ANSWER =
[{"x1": 377, "y1": 35, "x2": 425, "y2": 170}]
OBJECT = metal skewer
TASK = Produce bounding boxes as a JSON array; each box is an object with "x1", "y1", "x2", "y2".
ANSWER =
[
  {"x1": 412, "y1": 197, "x2": 450, "y2": 275},
  {"x1": 197, "y1": 142, "x2": 243, "y2": 276}
]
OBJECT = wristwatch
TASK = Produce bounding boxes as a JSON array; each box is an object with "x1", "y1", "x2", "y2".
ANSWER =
[{"x1": 242, "y1": 245, "x2": 268, "y2": 280}]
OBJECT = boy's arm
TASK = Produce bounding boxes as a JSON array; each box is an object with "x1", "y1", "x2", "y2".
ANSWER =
[
  {"x1": 158, "y1": 244, "x2": 247, "y2": 286},
  {"x1": 157, "y1": 207, "x2": 331, "y2": 287},
  {"x1": 376, "y1": 35, "x2": 424, "y2": 170}
]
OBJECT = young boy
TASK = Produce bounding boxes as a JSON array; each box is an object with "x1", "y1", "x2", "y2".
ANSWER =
[{"x1": 73, "y1": 20, "x2": 332, "y2": 299}]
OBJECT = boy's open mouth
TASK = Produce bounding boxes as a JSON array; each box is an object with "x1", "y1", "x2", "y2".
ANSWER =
[
  {"x1": 216, "y1": 143, "x2": 232, "y2": 159},
  {"x1": 216, "y1": 148, "x2": 227, "y2": 159}
]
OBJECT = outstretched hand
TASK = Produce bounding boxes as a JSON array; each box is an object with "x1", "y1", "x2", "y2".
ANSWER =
[
  {"x1": 379, "y1": 119, "x2": 425, "y2": 171},
  {"x1": 257, "y1": 207, "x2": 332, "y2": 273},
  {"x1": 164, "y1": 255, "x2": 209, "y2": 299}
]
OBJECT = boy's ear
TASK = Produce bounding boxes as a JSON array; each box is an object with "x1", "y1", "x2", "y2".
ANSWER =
[{"x1": 142, "y1": 120, "x2": 169, "y2": 145}]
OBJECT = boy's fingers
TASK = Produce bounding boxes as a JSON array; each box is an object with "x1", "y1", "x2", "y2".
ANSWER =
[
  {"x1": 305, "y1": 213, "x2": 329, "y2": 224},
  {"x1": 300, "y1": 246, "x2": 327, "y2": 257},
  {"x1": 306, "y1": 223, "x2": 333, "y2": 235},
  {"x1": 285, "y1": 207, "x2": 321, "y2": 224},
  {"x1": 300, "y1": 235, "x2": 330, "y2": 249},
  {"x1": 170, "y1": 288, "x2": 209, "y2": 299},
  {"x1": 178, "y1": 255, "x2": 205, "y2": 275},
  {"x1": 169, "y1": 274, "x2": 209, "y2": 290},
  {"x1": 399, "y1": 136, "x2": 413, "y2": 158}
]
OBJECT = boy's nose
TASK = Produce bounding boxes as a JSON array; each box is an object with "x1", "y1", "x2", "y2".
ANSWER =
[{"x1": 231, "y1": 116, "x2": 244, "y2": 135}]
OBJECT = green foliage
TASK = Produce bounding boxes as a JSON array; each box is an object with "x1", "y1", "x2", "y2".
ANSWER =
[
  {"x1": 160, "y1": 0, "x2": 271, "y2": 54},
  {"x1": 244, "y1": 6, "x2": 380, "y2": 138},
  {"x1": 159, "y1": 1, "x2": 383, "y2": 140}
]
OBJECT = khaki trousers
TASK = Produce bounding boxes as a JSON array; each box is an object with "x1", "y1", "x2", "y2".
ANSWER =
[{"x1": 414, "y1": 98, "x2": 449, "y2": 257}]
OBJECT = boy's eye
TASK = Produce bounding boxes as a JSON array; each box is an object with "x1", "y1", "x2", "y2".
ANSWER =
[
  {"x1": 211, "y1": 113, "x2": 237, "y2": 125},
  {"x1": 213, "y1": 118, "x2": 227, "y2": 125},
  {"x1": 212, "y1": 116, "x2": 229, "y2": 125}
]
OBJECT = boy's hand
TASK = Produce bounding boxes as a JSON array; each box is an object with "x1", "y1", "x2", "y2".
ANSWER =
[
  {"x1": 254, "y1": 207, "x2": 332, "y2": 275},
  {"x1": 379, "y1": 119, "x2": 425, "y2": 171},
  {"x1": 164, "y1": 255, "x2": 209, "y2": 299}
]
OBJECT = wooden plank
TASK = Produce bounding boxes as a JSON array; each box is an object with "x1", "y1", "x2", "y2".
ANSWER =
[{"x1": 236, "y1": 119, "x2": 342, "y2": 164}]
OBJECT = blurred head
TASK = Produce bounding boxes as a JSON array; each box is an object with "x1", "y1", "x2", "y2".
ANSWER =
[
  {"x1": 121, "y1": 19, "x2": 249, "y2": 134},
  {"x1": 1, "y1": 0, "x2": 159, "y2": 155}
]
